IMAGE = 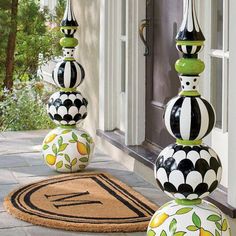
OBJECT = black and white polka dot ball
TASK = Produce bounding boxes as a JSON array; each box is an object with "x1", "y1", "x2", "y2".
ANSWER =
[
  {"x1": 155, "y1": 143, "x2": 222, "y2": 200},
  {"x1": 47, "y1": 91, "x2": 88, "y2": 125}
]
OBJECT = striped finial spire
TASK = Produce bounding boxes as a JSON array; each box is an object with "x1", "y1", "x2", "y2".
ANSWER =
[
  {"x1": 176, "y1": 0, "x2": 205, "y2": 41},
  {"x1": 61, "y1": 0, "x2": 78, "y2": 27}
]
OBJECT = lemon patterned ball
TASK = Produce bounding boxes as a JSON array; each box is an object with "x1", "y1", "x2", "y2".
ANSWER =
[
  {"x1": 147, "y1": 200, "x2": 231, "y2": 236},
  {"x1": 42, "y1": 127, "x2": 94, "y2": 173}
]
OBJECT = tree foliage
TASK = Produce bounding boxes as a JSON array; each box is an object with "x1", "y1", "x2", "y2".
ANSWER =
[
  {"x1": 0, "y1": 0, "x2": 66, "y2": 131},
  {"x1": 0, "y1": 0, "x2": 65, "y2": 89}
]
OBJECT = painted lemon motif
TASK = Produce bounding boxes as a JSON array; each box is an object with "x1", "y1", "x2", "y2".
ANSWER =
[
  {"x1": 46, "y1": 154, "x2": 57, "y2": 165},
  {"x1": 149, "y1": 213, "x2": 169, "y2": 228},
  {"x1": 77, "y1": 142, "x2": 88, "y2": 155},
  {"x1": 45, "y1": 134, "x2": 57, "y2": 144},
  {"x1": 200, "y1": 228, "x2": 213, "y2": 236}
]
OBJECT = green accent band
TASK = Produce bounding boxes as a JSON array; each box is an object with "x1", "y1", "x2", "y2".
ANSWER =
[
  {"x1": 60, "y1": 125, "x2": 76, "y2": 129},
  {"x1": 179, "y1": 91, "x2": 201, "y2": 97},
  {"x1": 176, "y1": 40, "x2": 204, "y2": 46},
  {"x1": 60, "y1": 37, "x2": 78, "y2": 47},
  {"x1": 63, "y1": 57, "x2": 75, "y2": 61},
  {"x1": 60, "y1": 88, "x2": 77, "y2": 92},
  {"x1": 61, "y1": 26, "x2": 78, "y2": 30},
  {"x1": 175, "y1": 199, "x2": 202, "y2": 206},
  {"x1": 176, "y1": 139, "x2": 202, "y2": 146},
  {"x1": 175, "y1": 58, "x2": 205, "y2": 75}
]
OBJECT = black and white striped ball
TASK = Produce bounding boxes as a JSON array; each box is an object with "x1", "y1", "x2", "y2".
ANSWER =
[
  {"x1": 164, "y1": 96, "x2": 215, "y2": 141},
  {"x1": 61, "y1": 28, "x2": 77, "y2": 36},
  {"x1": 155, "y1": 143, "x2": 222, "y2": 200},
  {"x1": 47, "y1": 91, "x2": 88, "y2": 125},
  {"x1": 176, "y1": 44, "x2": 204, "y2": 55},
  {"x1": 52, "y1": 60, "x2": 85, "y2": 89}
]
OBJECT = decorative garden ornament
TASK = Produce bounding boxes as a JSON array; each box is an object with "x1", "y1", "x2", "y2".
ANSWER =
[
  {"x1": 42, "y1": 127, "x2": 94, "y2": 172},
  {"x1": 155, "y1": 144, "x2": 222, "y2": 200},
  {"x1": 147, "y1": 0, "x2": 231, "y2": 235},
  {"x1": 47, "y1": 91, "x2": 88, "y2": 126},
  {"x1": 148, "y1": 200, "x2": 230, "y2": 236},
  {"x1": 42, "y1": 0, "x2": 94, "y2": 173}
]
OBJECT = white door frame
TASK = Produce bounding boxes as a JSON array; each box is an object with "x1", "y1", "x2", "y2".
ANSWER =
[
  {"x1": 198, "y1": 0, "x2": 236, "y2": 208},
  {"x1": 99, "y1": 0, "x2": 146, "y2": 145},
  {"x1": 228, "y1": 0, "x2": 236, "y2": 208}
]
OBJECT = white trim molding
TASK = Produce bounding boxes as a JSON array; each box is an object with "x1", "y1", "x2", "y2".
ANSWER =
[
  {"x1": 228, "y1": 0, "x2": 236, "y2": 208},
  {"x1": 125, "y1": 0, "x2": 146, "y2": 145},
  {"x1": 99, "y1": 0, "x2": 119, "y2": 131},
  {"x1": 99, "y1": 0, "x2": 146, "y2": 145}
]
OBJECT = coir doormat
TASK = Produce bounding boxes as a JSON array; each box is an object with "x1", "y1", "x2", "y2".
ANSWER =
[{"x1": 4, "y1": 172, "x2": 158, "y2": 232}]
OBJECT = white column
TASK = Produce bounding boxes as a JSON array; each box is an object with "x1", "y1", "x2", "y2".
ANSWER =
[
  {"x1": 228, "y1": 0, "x2": 236, "y2": 208},
  {"x1": 125, "y1": 0, "x2": 146, "y2": 145},
  {"x1": 99, "y1": 0, "x2": 119, "y2": 131}
]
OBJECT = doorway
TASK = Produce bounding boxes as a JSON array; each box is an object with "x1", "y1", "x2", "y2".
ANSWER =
[{"x1": 145, "y1": 0, "x2": 183, "y2": 149}]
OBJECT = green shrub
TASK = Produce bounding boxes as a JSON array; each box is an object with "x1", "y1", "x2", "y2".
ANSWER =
[{"x1": 0, "y1": 81, "x2": 56, "y2": 131}]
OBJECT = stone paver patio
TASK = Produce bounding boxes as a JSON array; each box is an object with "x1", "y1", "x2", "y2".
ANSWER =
[{"x1": 0, "y1": 130, "x2": 167, "y2": 236}]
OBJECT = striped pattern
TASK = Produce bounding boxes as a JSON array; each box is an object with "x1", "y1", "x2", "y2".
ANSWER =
[
  {"x1": 52, "y1": 61, "x2": 85, "y2": 88},
  {"x1": 61, "y1": 0, "x2": 78, "y2": 27},
  {"x1": 164, "y1": 96, "x2": 215, "y2": 140},
  {"x1": 176, "y1": 45, "x2": 203, "y2": 55},
  {"x1": 176, "y1": 0, "x2": 205, "y2": 41},
  {"x1": 61, "y1": 28, "x2": 77, "y2": 36},
  {"x1": 5, "y1": 173, "x2": 157, "y2": 232}
]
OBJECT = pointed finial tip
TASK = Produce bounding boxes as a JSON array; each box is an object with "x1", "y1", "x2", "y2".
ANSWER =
[
  {"x1": 176, "y1": 0, "x2": 205, "y2": 41},
  {"x1": 60, "y1": 0, "x2": 78, "y2": 27}
]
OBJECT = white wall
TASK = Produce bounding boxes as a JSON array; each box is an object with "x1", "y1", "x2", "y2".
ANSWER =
[
  {"x1": 73, "y1": 0, "x2": 100, "y2": 139},
  {"x1": 72, "y1": 0, "x2": 144, "y2": 171}
]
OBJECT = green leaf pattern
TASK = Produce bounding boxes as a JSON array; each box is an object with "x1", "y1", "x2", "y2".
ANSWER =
[
  {"x1": 72, "y1": 132, "x2": 78, "y2": 141},
  {"x1": 150, "y1": 206, "x2": 230, "y2": 236},
  {"x1": 192, "y1": 212, "x2": 201, "y2": 228},
  {"x1": 58, "y1": 136, "x2": 63, "y2": 146},
  {"x1": 45, "y1": 131, "x2": 91, "y2": 171},
  {"x1": 58, "y1": 143, "x2": 68, "y2": 152},
  {"x1": 169, "y1": 219, "x2": 177, "y2": 234},
  {"x1": 147, "y1": 229, "x2": 156, "y2": 236},
  {"x1": 56, "y1": 161, "x2": 63, "y2": 169},
  {"x1": 42, "y1": 144, "x2": 49, "y2": 150},
  {"x1": 160, "y1": 230, "x2": 167, "y2": 236},
  {"x1": 176, "y1": 208, "x2": 193, "y2": 215},
  {"x1": 65, "y1": 154, "x2": 70, "y2": 163},
  {"x1": 80, "y1": 157, "x2": 89, "y2": 163},
  {"x1": 173, "y1": 232, "x2": 186, "y2": 236},
  {"x1": 52, "y1": 144, "x2": 57, "y2": 155},
  {"x1": 187, "y1": 225, "x2": 198, "y2": 231},
  {"x1": 207, "y1": 215, "x2": 222, "y2": 222},
  {"x1": 62, "y1": 129, "x2": 72, "y2": 134}
]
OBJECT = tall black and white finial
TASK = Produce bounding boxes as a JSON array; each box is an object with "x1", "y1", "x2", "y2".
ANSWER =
[{"x1": 147, "y1": 0, "x2": 231, "y2": 235}]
